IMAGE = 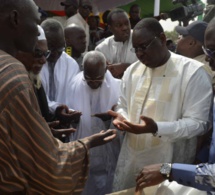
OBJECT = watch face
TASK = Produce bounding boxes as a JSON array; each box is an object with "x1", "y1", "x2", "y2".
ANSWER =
[{"x1": 160, "y1": 163, "x2": 171, "y2": 176}]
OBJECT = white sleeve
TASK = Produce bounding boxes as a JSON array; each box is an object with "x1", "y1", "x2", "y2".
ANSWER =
[{"x1": 157, "y1": 68, "x2": 213, "y2": 141}]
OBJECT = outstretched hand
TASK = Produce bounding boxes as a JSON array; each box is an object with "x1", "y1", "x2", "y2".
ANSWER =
[
  {"x1": 88, "y1": 129, "x2": 117, "y2": 148},
  {"x1": 107, "y1": 110, "x2": 126, "y2": 129},
  {"x1": 114, "y1": 115, "x2": 158, "y2": 134}
]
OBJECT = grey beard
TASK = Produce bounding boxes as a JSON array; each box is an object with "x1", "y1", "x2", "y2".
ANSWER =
[{"x1": 28, "y1": 71, "x2": 42, "y2": 89}]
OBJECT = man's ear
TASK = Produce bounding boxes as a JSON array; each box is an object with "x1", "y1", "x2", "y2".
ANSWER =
[
  {"x1": 108, "y1": 25, "x2": 112, "y2": 33},
  {"x1": 189, "y1": 38, "x2": 196, "y2": 46},
  {"x1": 159, "y1": 32, "x2": 167, "y2": 46},
  {"x1": 9, "y1": 10, "x2": 20, "y2": 28}
]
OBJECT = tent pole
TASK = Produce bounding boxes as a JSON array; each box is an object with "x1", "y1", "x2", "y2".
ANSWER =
[{"x1": 154, "y1": 0, "x2": 160, "y2": 16}]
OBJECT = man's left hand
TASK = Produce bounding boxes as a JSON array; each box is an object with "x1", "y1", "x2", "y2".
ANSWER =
[
  {"x1": 55, "y1": 105, "x2": 82, "y2": 124},
  {"x1": 116, "y1": 115, "x2": 158, "y2": 134}
]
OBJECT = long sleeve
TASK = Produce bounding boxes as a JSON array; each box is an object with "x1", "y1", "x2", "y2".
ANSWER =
[
  {"x1": 172, "y1": 163, "x2": 215, "y2": 193},
  {"x1": 0, "y1": 88, "x2": 90, "y2": 194},
  {"x1": 0, "y1": 53, "x2": 89, "y2": 194},
  {"x1": 40, "y1": 52, "x2": 80, "y2": 113},
  {"x1": 157, "y1": 68, "x2": 213, "y2": 141}
]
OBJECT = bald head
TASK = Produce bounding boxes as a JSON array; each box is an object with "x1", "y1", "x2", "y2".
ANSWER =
[
  {"x1": 0, "y1": 0, "x2": 30, "y2": 13},
  {"x1": 83, "y1": 51, "x2": 107, "y2": 89},
  {"x1": 0, "y1": 0, "x2": 40, "y2": 56},
  {"x1": 64, "y1": 24, "x2": 85, "y2": 39},
  {"x1": 64, "y1": 24, "x2": 86, "y2": 54}
]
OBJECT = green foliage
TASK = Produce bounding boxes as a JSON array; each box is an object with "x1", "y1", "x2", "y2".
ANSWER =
[{"x1": 165, "y1": 30, "x2": 178, "y2": 42}]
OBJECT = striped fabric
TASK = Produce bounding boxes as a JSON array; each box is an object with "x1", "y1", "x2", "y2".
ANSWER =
[{"x1": 0, "y1": 50, "x2": 89, "y2": 194}]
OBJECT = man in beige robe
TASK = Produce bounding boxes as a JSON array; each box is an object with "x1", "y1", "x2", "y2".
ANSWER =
[{"x1": 108, "y1": 18, "x2": 213, "y2": 192}]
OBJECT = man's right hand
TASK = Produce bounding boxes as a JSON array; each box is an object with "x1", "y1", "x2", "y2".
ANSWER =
[
  {"x1": 88, "y1": 129, "x2": 117, "y2": 148},
  {"x1": 55, "y1": 105, "x2": 82, "y2": 124}
]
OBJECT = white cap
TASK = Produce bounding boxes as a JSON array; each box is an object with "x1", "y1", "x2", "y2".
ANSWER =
[{"x1": 37, "y1": 25, "x2": 46, "y2": 41}]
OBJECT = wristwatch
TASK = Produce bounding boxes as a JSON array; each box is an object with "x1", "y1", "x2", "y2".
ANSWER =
[{"x1": 160, "y1": 163, "x2": 172, "y2": 180}]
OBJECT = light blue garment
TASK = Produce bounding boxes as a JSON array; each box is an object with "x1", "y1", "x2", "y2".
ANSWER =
[
  {"x1": 209, "y1": 105, "x2": 215, "y2": 163},
  {"x1": 172, "y1": 105, "x2": 215, "y2": 194}
]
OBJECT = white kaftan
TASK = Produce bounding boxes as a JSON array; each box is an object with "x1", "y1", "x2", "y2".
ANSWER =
[
  {"x1": 40, "y1": 51, "x2": 79, "y2": 113},
  {"x1": 95, "y1": 31, "x2": 138, "y2": 64},
  {"x1": 112, "y1": 52, "x2": 213, "y2": 191},
  {"x1": 68, "y1": 71, "x2": 122, "y2": 195}
]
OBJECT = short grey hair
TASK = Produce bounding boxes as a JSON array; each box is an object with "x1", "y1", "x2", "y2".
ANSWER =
[
  {"x1": 83, "y1": 51, "x2": 106, "y2": 68},
  {"x1": 41, "y1": 18, "x2": 63, "y2": 33}
]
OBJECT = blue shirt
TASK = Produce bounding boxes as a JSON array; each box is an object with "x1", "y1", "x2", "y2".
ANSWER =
[{"x1": 171, "y1": 105, "x2": 215, "y2": 194}]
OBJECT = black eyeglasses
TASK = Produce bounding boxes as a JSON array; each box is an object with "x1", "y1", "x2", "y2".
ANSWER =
[
  {"x1": 83, "y1": 74, "x2": 104, "y2": 82},
  {"x1": 34, "y1": 48, "x2": 50, "y2": 59},
  {"x1": 82, "y1": 5, "x2": 92, "y2": 11},
  {"x1": 131, "y1": 37, "x2": 157, "y2": 53},
  {"x1": 202, "y1": 46, "x2": 215, "y2": 59}
]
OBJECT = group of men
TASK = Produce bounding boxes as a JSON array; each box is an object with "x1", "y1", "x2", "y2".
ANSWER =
[{"x1": 1, "y1": 0, "x2": 215, "y2": 195}]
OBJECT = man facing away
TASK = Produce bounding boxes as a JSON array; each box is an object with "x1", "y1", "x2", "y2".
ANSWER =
[
  {"x1": 108, "y1": 18, "x2": 213, "y2": 191},
  {"x1": 0, "y1": 0, "x2": 117, "y2": 194},
  {"x1": 95, "y1": 8, "x2": 138, "y2": 79},
  {"x1": 68, "y1": 51, "x2": 122, "y2": 195}
]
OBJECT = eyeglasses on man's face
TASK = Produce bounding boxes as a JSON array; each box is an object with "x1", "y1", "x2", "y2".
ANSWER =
[
  {"x1": 202, "y1": 46, "x2": 215, "y2": 60},
  {"x1": 83, "y1": 74, "x2": 104, "y2": 82},
  {"x1": 34, "y1": 48, "x2": 50, "y2": 59},
  {"x1": 131, "y1": 37, "x2": 157, "y2": 53}
]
